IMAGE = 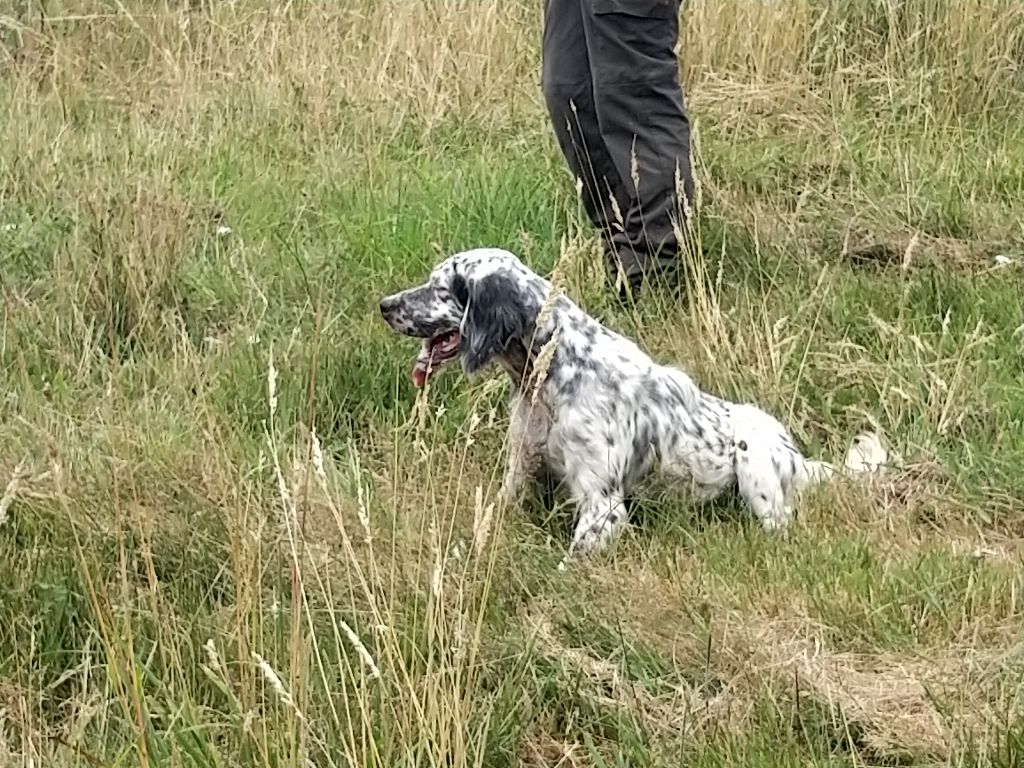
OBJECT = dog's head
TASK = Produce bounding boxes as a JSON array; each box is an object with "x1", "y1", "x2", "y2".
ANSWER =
[{"x1": 379, "y1": 248, "x2": 547, "y2": 387}]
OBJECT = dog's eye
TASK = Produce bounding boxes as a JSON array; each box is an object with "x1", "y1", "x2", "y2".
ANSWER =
[{"x1": 451, "y1": 274, "x2": 469, "y2": 307}]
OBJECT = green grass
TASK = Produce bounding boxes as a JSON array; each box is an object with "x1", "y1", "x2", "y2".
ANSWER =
[{"x1": 2, "y1": 1, "x2": 1024, "y2": 766}]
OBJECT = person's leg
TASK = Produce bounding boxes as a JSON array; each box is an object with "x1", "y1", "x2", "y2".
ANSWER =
[
  {"x1": 582, "y1": 0, "x2": 696, "y2": 295},
  {"x1": 541, "y1": 0, "x2": 630, "y2": 265}
]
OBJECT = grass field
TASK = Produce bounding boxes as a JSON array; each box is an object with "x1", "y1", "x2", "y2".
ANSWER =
[{"x1": 2, "y1": 1, "x2": 1024, "y2": 765}]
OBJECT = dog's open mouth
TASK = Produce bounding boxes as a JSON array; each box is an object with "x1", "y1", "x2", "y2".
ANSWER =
[{"x1": 412, "y1": 330, "x2": 461, "y2": 388}]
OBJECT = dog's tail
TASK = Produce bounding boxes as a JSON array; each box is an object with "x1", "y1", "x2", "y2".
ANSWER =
[{"x1": 796, "y1": 432, "x2": 887, "y2": 491}]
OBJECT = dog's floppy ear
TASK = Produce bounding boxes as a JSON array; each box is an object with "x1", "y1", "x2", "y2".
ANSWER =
[{"x1": 460, "y1": 271, "x2": 537, "y2": 374}]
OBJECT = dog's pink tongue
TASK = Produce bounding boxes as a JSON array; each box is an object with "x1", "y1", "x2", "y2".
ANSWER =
[
  {"x1": 412, "y1": 345, "x2": 431, "y2": 388},
  {"x1": 412, "y1": 364, "x2": 428, "y2": 388}
]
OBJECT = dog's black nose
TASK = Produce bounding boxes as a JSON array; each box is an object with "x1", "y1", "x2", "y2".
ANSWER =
[{"x1": 379, "y1": 297, "x2": 394, "y2": 317}]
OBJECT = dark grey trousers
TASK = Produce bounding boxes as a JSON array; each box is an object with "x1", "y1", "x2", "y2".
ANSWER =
[{"x1": 541, "y1": 0, "x2": 695, "y2": 288}]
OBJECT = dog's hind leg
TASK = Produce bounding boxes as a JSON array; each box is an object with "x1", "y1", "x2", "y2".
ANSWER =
[
  {"x1": 735, "y1": 457, "x2": 793, "y2": 531},
  {"x1": 730, "y1": 405, "x2": 804, "y2": 532}
]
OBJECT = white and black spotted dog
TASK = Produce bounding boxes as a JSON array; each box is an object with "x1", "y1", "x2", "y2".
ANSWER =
[{"x1": 379, "y1": 247, "x2": 880, "y2": 560}]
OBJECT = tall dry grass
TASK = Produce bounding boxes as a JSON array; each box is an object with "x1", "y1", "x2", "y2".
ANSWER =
[
  {"x1": 1, "y1": 1, "x2": 1023, "y2": 766},
  {"x1": 3, "y1": 1, "x2": 1021, "y2": 147}
]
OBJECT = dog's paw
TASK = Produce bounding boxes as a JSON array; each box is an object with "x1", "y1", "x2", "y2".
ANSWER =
[
  {"x1": 498, "y1": 483, "x2": 520, "y2": 508},
  {"x1": 759, "y1": 515, "x2": 793, "y2": 535}
]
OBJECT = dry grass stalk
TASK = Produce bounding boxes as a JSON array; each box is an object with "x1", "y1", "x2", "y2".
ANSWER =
[{"x1": 0, "y1": 460, "x2": 31, "y2": 528}]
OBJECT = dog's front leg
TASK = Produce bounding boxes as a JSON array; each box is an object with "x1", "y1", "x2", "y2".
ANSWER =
[
  {"x1": 500, "y1": 392, "x2": 548, "y2": 505},
  {"x1": 567, "y1": 487, "x2": 628, "y2": 558}
]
